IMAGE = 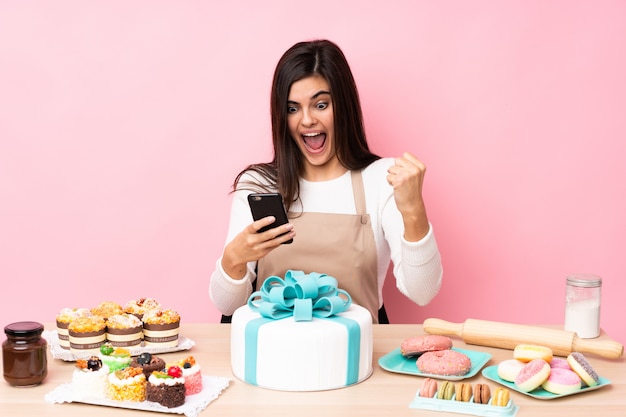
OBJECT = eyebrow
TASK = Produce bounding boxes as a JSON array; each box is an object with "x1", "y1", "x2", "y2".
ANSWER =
[{"x1": 287, "y1": 90, "x2": 331, "y2": 105}]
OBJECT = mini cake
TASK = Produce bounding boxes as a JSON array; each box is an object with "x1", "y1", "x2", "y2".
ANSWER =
[
  {"x1": 68, "y1": 316, "x2": 107, "y2": 357},
  {"x1": 142, "y1": 309, "x2": 180, "y2": 348},
  {"x1": 91, "y1": 301, "x2": 124, "y2": 320},
  {"x1": 125, "y1": 298, "x2": 162, "y2": 320},
  {"x1": 99, "y1": 344, "x2": 132, "y2": 372},
  {"x1": 106, "y1": 313, "x2": 143, "y2": 347},
  {"x1": 130, "y1": 352, "x2": 166, "y2": 378},
  {"x1": 146, "y1": 365, "x2": 186, "y2": 408},
  {"x1": 56, "y1": 308, "x2": 93, "y2": 349},
  {"x1": 172, "y1": 356, "x2": 202, "y2": 395},
  {"x1": 71, "y1": 356, "x2": 109, "y2": 400},
  {"x1": 106, "y1": 367, "x2": 146, "y2": 402}
]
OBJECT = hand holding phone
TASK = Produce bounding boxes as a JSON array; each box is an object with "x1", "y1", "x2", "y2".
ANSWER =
[{"x1": 247, "y1": 193, "x2": 293, "y2": 244}]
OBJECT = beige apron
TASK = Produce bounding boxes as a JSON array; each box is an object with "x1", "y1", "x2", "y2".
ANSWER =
[{"x1": 257, "y1": 170, "x2": 380, "y2": 323}]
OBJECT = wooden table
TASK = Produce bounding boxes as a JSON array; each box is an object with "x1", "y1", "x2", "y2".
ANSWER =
[{"x1": 2, "y1": 323, "x2": 624, "y2": 416}]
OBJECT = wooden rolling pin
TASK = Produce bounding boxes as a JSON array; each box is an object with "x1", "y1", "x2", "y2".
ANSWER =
[{"x1": 423, "y1": 318, "x2": 623, "y2": 359}]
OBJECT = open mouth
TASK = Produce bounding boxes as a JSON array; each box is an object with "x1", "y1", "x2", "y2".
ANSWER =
[{"x1": 302, "y1": 132, "x2": 326, "y2": 152}]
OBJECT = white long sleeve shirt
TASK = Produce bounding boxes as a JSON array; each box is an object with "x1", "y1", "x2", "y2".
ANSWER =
[{"x1": 209, "y1": 157, "x2": 443, "y2": 316}]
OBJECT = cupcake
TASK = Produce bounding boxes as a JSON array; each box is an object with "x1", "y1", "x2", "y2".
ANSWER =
[
  {"x1": 124, "y1": 298, "x2": 162, "y2": 320},
  {"x1": 56, "y1": 308, "x2": 93, "y2": 350},
  {"x1": 106, "y1": 367, "x2": 146, "y2": 402},
  {"x1": 142, "y1": 309, "x2": 180, "y2": 348},
  {"x1": 106, "y1": 314, "x2": 143, "y2": 347},
  {"x1": 91, "y1": 301, "x2": 124, "y2": 320},
  {"x1": 68, "y1": 316, "x2": 106, "y2": 357},
  {"x1": 71, "y1": 356, "x2": 109, "y2": 400},
  {"x1": 99, "y1": 343, "x2": 132, "y2": 372},
  {"x1": 130, "y1": 352, "x2": 166, "y2": 378},
  {"x1": 146, "y1": 365, "x2": 186, "y2": 408},
  {"x1": 172, "y1": 356, "x2": 202, "y2": 395}
]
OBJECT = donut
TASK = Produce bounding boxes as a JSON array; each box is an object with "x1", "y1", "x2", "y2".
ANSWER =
[
  {"x1": 549, "y1": 357, "x2": 571, "y2": 370},
  {"x1": 513, "y1": 344, "x2": 553, "y2": 363},
  {"x1": 437, "y1": 381, "x2": 455, "y2": 400},
  {"x1": 497, "y1": 359, "x2": 525, "y2": 382},
  {"x1": 567, "y1": 352, "x2": 600, "y2": 387},
  {"x1": 473, "y1": 383, "x2": 491, "y2": 404},
  {"x1": 514, "y1": 359, "x2": 551, "y2": 392},
  {"x1": 492, "y1": 387, "x2": 510, "y2": 407},
  {"x1": 541, "y1": 368, "x2": 582, "y2": 395},
  {"x1": 416, "y1": 350, "x2": 472, "y2": 376},
  {"x1": 455, "y1": 382, "x2": 472, "y2": 402},
  {"x1": 400, "y1": 335, "x2": 452, "y2": 357},
  {"x1": 419, "y1": 377, "x2": 438, "y2": 398}
]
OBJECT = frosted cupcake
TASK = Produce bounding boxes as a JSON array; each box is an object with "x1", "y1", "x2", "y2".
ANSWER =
[
  {"x1": 99, "y1": 343, "x2": 132, "y2": 372},
  {"x1": 106, "y1": 367, "x2": 146, "y2": 402},
  {"x1": 130, "y1": 352, "x2": 166, "y2": 378},
  {"x1": 146, "y1": 366, "x2": 186, "y2": 408},
  {"x1": 106, "y1": 313, "x2": 143, "y2": 347},
  {"x1": 171, "y1": 356, "x2": 202, "y2": 395},
  {"x1": 142, "y1": 309, "x2": 180, "y2": 348},
  {"x1": 72, "y1": 356, "x2": 109, "y2": 400},
  {"x1": 124, "y1": 298, "x2": 162, "y2": 320},
  {"x1": 56, "y1": 308, "x2": 93, "y2": 350},
  {"x1": 68, "y1": 316, "x2": 106, "y2": 357}
]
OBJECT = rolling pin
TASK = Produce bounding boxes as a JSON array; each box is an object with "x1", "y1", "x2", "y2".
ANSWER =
[{"x1": 423, "y1": 318, "x2": 623, "y2": 359}]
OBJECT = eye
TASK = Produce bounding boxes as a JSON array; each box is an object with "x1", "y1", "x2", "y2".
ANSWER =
[
  {"x1": 287, "y1": 106, "x2": 298, "y2": 114},
  {"x1": 316, "y1": 102, "x2": 328, "y2": 110}
]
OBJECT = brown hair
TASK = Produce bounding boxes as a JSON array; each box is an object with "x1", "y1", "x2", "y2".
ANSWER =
[{"x1": 233, "y1": 39, "x2": 380, "y2": 212}]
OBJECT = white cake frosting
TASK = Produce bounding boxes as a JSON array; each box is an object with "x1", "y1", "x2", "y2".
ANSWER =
[
  {"x1": 231, "y1": 303, "x2": 373, "y2": 391},
  {"x1": 71, "y1": 364, "x2": 109, "y2": 400}
]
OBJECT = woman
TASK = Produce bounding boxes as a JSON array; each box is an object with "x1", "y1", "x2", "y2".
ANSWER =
[{"x1": 209, "y1": 39, "x2": 442, "y2": 323}]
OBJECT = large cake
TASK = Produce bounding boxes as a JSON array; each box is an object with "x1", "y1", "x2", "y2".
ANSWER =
[{"x1": 230, "y1": 270, "x2": 373, "y2": 391}]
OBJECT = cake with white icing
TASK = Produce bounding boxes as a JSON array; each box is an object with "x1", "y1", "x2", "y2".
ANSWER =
[{"x1": 230, "y1": 270, "x2": 373, "y2": 391}]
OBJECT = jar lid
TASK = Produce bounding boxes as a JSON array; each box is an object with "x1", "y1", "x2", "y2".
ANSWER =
[
  {"x1": 566, "y1": 274, "x2": 602, "y2": 288},
  {"x1": 4, "y1": 321, "x2": 44, "y2": 337}
]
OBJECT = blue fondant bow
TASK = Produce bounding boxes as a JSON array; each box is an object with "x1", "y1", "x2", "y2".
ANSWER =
[{"x1": 247, "y1": 270, "x2": 352, "y2": 321}]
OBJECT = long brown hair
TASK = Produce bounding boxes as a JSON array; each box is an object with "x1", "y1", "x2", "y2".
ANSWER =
[{"x1": 233, "y1": 39, "x2": 380, "y2": 212}]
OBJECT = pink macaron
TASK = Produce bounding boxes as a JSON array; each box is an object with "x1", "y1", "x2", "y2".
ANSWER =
[
  {"x1": 420, "y1": 377, "x2": 438, "y2": 398},
  {"x1": 541, "y1": 368, "x2": 582, "y2": 395},
  {"x1": 514, "y1": 359, "x2": 550, "y2": 392}
]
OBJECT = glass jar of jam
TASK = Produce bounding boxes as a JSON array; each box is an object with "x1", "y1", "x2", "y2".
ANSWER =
[{"x1": 3, "y1": 321, "x2": 48, "y2": 387}]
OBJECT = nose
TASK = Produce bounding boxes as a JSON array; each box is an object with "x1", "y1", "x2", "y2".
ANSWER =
[{"x1": 300, "y1": 108, "x2": 316, "y2": 127}]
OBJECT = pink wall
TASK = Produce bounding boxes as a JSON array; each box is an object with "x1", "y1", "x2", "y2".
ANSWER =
[{"x1": 1, "y1": 1, "x2": 624, "y2": 345}]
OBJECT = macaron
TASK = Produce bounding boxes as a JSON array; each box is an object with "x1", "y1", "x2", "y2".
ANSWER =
[
  {"x1": 541, "y1": 368, "x2": 582, "y2": 395},
  {"x1": 514, "y1": 359, "x2": 551, "y2": 392},
  {"x1": 455, "y1": 382, "x2": 472, "y2": 402},
  {"x1": 419, "y1": 377, "x2": 438, "y2": 398},
  {"x1": 567, "y1": 352, "x2": 600, "y2": 387},
  {"x1": 492, "y1": 387, "x2": 510, "y2": 407},
  {"x1": 400, "y1": 335, "x2": 453, "y2": 357},
  {"x1": 473, "y1": 383, "x2": 491, "y2": 404},
  {"x1": 513, "y1": 344, "x2": 553, "y2": 363},
  {"x1": 437, "y1": 381, "x2": 455, "y2": 400}
]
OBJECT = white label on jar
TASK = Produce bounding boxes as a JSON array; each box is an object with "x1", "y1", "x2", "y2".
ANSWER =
[{"x1": 564, "y1": 299, "x2": 601, "y2": 338}]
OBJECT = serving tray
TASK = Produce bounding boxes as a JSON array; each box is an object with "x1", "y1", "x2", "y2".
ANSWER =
[
  {"x1": 410, "y1": 389, "x2": 519, "y2": 417},
  {"x1": 44, "y1": 330, "x2": 195, "y2": 361},
  {"x1": 378, "y1": 347, "x2": 492, "y2": 381},
  {"x1": 45, "y1": 375, "x2": 230, "y2": 417},
  {"x1": 482, "y1": 366, "x2": 611, "y2": 400}
]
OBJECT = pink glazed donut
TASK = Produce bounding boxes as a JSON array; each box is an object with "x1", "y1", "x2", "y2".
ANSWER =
[
  {"x1": 541, "y1": 368, "x2": 582, "y2": 395},
  {"x1": 514, "y1": 359, "x2": 550, "y2": 392},
  {"x1": 400, "y1": 335, "x2": 453, "y2": 357},
  {"x1": 416, "y1": 350, "x2": 472, "y2": 376}
]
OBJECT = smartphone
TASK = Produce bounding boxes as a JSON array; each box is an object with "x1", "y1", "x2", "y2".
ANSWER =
[{"x1": 247, "y1": 193, "x2": 293, "y2": 244}]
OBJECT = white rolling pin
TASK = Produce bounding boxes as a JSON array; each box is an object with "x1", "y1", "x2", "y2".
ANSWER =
[{"x1": 423, "y1": 318, "x2": 623, "y2": 359}]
